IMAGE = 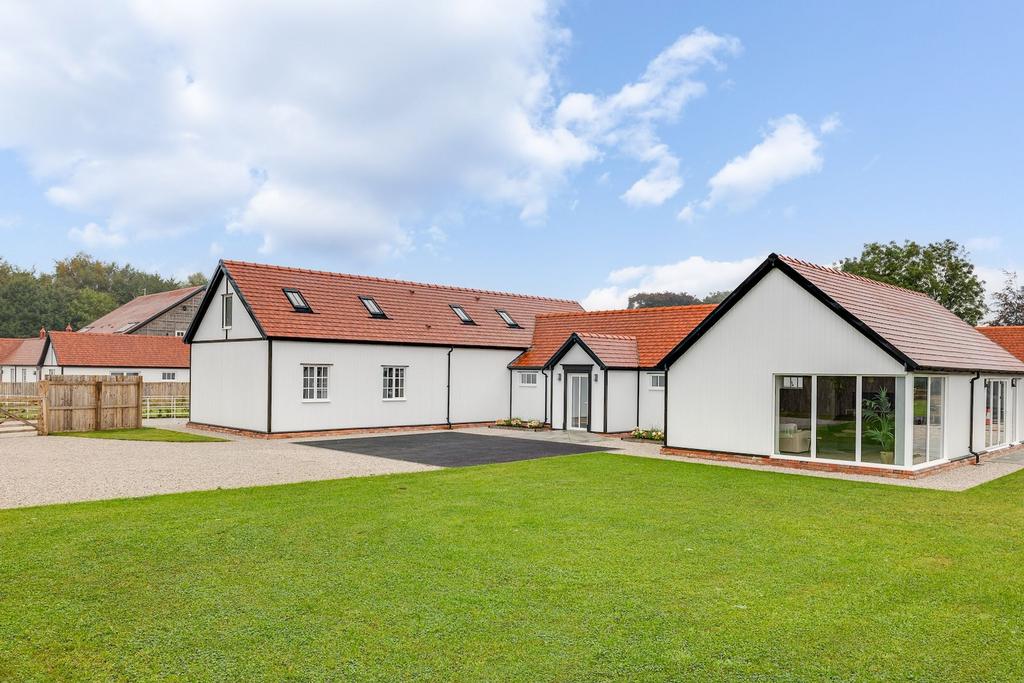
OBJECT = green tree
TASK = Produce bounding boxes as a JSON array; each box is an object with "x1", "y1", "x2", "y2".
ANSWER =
[
  {"x1": 628, "y1": 290, "x2": 732, "y2": 309},
  {"x1": 185, "y1": 272, "x2": 209, "y2": 287},
  {"x1": 839, "y1": 240, "x2": 987, "y2": 325},
  {"x1": 990, "y1": 271, "x2": 1024, "y2": 326},
  {"x1": 51, "y1": 252, "x2": 184, "y2": 306}
]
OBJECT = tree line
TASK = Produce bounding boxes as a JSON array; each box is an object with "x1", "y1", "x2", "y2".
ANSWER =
[
  {"x1": 0, "y1": 253, "x2": 207, "y2": 338},
  {"x1": 628, "y1": 239, "x2": 1024, "y2": 327}
]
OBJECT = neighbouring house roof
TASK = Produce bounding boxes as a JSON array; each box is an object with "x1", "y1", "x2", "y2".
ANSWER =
[
  {"x1": 45, "y1": 331, "x2": 190, "y2": 368},
  {"x1": 188, "y1": 260, "x2": 584, "y2": 348},
  {"x1": 0, "y1": 338, "x2": 45, "y2": 366},
  {"x1": 80, "y1": 286, "x2": 205, "y2": 334},
  {"x1": 661, "y1": 253, "x2": 1024, "y2": 374},
  {"x1": 510, "y1": 305, "x2": 716, "y2": 369},
  {"x1": 977, "y1": 326, "x2": 1024, "y2": 362}
]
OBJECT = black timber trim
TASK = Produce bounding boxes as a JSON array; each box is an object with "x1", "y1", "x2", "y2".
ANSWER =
[
  {"x1": 189, "y1": 337, "x2": 265, "y2": 344},
  {"x1": 544, "y1": 333, "x2": 607, "y2": 370},
  {"x1": 265, "y1": 336, "x2": 528, "y2": 352},
  {"x1": 657, "y1": 253, "x2": 919, "y2": 371},
  {"x1": 602, "y1": 368, "x2": 608, "y2": 433},
  {"x1": 127, "y1": 287, "x2": 206, "y2": 334},
  {"x1": 183, "y1": 262, "x2": 268, "y2": 343},
  {"x1": 266, "y1": 339, "x2": 273, "y2": 433}
]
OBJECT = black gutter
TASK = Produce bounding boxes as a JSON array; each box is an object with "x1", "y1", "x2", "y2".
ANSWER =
[
  {"x1": 969, "y1": 372, "x2": 981, "y2": 463},
  {"x1": 446, "y1": 347, "x2": 453, "y2": 429}
]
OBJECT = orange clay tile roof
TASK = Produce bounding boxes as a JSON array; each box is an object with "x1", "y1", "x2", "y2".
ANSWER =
[
  {"x1": 511, "y1": 304, "x2": 716, "y2": 368},
  {"x1": 47, "y1": 331, "x2": 189, "y2": 368},
  {"x1": 81, "y1": 286, "x2": 205, "y2": 334},
  {"x1": 0, "y1": 338, "x2": 45, "y2": 366},
  {"x1": 576, "y1": 333, "x2": 639, "y2": 367},
  {"x1": 219, "y1": 260, "x2": 584, "y2": 348},
  {"x1": 779, "y1": 255, "x2": 1024, "y2": 373},
  {"x1": 976, "y1": 326, "x2": 1024, "y2": 363}
]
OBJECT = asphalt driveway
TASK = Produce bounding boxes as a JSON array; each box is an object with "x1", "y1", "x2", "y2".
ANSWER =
[{"x1": 300, "y1": 430, "x2": 612, "y2": 467}]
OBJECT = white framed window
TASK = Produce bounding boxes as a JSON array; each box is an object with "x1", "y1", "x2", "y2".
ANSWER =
[
  {"x1": 20, "y1": 368, "x2": 26, "y2": 382},
  {"x1": 648, "y1": 373, "x2": 666, "y2": 390},
  {"x1": 222, "y1": 293, "x2": 233, "y2": 329},
  {"x1": 382, "y1": 366, "x2": 406, "y2": 400},
  {"x1": 162, "y1": 372, "x2": 176, "y2": 381},
  {"x1": 985, "y1": 379, "x2": 1010, "y2": 449},
  {"x1": 519, "y1": 372, "x2": 538, "y2": 387},
  {"x1": 302, "y1": 365, "x2": 330, "y2": 401},
  {"x1": 174, "y1": 330, "x2": 185, "y2": 337}
]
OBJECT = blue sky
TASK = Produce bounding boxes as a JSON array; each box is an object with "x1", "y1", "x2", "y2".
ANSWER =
[{"x1": 1, "y1": 1, "x2": 1021, "y2": 308}]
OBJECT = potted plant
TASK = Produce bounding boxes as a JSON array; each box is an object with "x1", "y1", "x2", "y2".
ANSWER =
[{"x1": 861, "y1": 388, "x2": 896, "y2": 464}]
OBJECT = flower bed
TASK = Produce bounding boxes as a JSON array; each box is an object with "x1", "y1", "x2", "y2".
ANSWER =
[
  {"x1": 492, "y1": 417, "x2": 545, "y2": 431},
  {"x1": 627, "y1": 427, "x2": 665, "y2": 442}
]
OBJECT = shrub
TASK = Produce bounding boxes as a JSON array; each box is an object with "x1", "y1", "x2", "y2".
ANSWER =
[{"x1": 495, "y1": 417, "x2": 543, "y2": 429}]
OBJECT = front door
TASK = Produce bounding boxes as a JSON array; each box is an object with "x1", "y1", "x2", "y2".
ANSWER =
[{"x1": 568, "y1": 373, "x2": 590, "y2": 430}]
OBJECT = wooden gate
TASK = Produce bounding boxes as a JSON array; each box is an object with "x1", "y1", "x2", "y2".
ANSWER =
[
  {"x1": 0, "y1": 396, "x2": 41, "y2": 436},
  {"x1": 37, "y1": 375, "x2": 142, "y2": 435}
]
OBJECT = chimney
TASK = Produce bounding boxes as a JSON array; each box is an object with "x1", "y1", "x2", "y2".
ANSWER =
[
  {"x1": 39, "y1": 327, "x2": 45, "y2": 339},
  {"x1": 65, "y1": 323, "x2": 73, "y2": 332}
]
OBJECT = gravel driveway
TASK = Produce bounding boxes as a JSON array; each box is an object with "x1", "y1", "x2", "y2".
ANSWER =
[{"x1": 0, "y1": 427, "x2": 435, "y2": 510}]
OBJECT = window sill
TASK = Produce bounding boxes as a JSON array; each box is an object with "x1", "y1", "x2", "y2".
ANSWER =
[
  {"x1": 649, "y1": 387, "x2": 665, "y2": 391},
  {"x1": 302, "y1": 399, "x2": 330, "y2": 403},
  {"x1": 382, "y1": 397, "x2": 407, "y2": 402}
]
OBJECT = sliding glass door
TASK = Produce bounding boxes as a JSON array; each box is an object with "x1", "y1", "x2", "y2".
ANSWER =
[
  {"x1": 776, "y1": 374, "x2": 901, "y2": 465},
  {"x1": 912, "y1": 377, "x2": 944, "y2": 464},
  {"x1": 985, "y1": 379, "x2": 1010, "y2": 448}
]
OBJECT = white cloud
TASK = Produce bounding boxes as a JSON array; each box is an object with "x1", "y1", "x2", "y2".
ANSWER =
[
  {"x1": 68, "y1": 222, "x2": 127, "y2": 248},
  {"x1": 967, "y1": 236, "x2": 1001, "y2": 252},
  {"x1": 0, "y1": 5, "x2": 740, "y2": 256},
  {"x1": 676, "y1": 202, "x2": 697, "y2": 223},
  {"x1": 819, "y1": 113, "x2": 842, "y2": 134},
  {"x1": 581, "y1": 254, "x2": 764, "y2": 310},
  {"x1": 705, "y1": 114, "x2": 826, "y2": 210}
]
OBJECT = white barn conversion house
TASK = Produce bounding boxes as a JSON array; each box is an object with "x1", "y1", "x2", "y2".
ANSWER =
[
  {"x1": 41, "y1": 331, "x2": 190, "y2": 381},
  {"x1": 508, "y1": 305, "x2": 714, "y2": 433},
  {"x1": 184, "y1": 260, "x2": 582, "y2": 435},
  {"x1": 660, "y1": 254, "x2": 1024, "y2": 473}
]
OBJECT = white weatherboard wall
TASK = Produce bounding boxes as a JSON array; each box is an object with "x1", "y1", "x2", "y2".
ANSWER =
[
  {"x1": 269, "y1": 341, "x2": 518, "y2": 433},
  {"x1": 192, "y1": 277, "x2": 263, "y2": 342},
  {"x1": 510, "y1": 369, "x2": 547, "y2": 421},
  {"x1": 550, "y1": 344, "x2": 603, "y2": 431},
  {"x1": 190, "y1": 340, "x2": 268, "y2": 432},
  {"x1": 638, "y1": 371, "x2": 665, "y2": 430},
  {"x1": 666, "y1": 269, "x2": 905, "y2": 455},
  {"x1": 606, "y1": 370, "x2": 638, "y2": 433},
  {"x1": 41, "y1": 366, "x2": 190, "y2": 382}
]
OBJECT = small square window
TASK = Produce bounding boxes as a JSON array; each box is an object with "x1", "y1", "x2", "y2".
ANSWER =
[
  {"x1": 360, "y1": 296, "x2": 387, "y2": 318},
  {"x1": 450, "y1": 304, "x2": 474, "y2": 324},
  {"x1": 174, "y1": 330, "x2": 185, "y2": 337},
  {"x1": 649, "y1": 373, "x2": 666, "y2": 390},
  {"x1": 496, "y1": 309, "x2": 520, "y2": 328},
  {"x1": 302, "y1": 365, "x2": 330, "y2": 401},
  {"x1": 382, "y1": 366, "x2": 406, "y2": 400},
  {"x1": 162, "y1": 372, "x2": 177, "y2": 381},
  {"x1": 283, "y1": 288, "x2": 312, "y2": 312},
  {"x1": 519, "y1": 372, "x2": 538, "y2": 386}
]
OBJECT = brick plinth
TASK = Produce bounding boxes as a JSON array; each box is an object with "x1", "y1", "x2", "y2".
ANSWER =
[
  {"x1": 187, "y1": 421, "x2": 495, "y2": 440},
  {"x1": 659, "y1": 445, "x2": 1023, "y2": 479}
]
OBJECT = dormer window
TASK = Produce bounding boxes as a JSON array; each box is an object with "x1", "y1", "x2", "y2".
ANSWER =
[
  {"x1": 360, "y1": 296, "x2": 387, "y2": 318},
  {"x1": 450, "y1": 304, "x2": 474, "y2": 325},
  {"x1": 283, "y1": 288, "x2": 312, "y2": 312},
  {"x1": 496, "y1": 309, "x2": 520, "y2": 328}
]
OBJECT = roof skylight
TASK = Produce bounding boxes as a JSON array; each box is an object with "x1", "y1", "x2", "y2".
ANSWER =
[{"x1": 283, "y1": 288, "x2": 312, "y2": 312}]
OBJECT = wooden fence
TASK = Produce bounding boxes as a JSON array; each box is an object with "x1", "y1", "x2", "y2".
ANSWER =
[
  {"x1": 37, "y1": 375, "x2": 143, "y2": 435},
  {"x1": 0, "y1": 382, "x2": 39, "y2": 397}
]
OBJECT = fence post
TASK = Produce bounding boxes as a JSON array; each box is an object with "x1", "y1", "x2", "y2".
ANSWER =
[
  {"x1": 135, "y1": 376, "x2": 143, "y2": 428},
  {"x1": 94, "y1": 380, "x2": 103, "y2": 431},
  {"x1": 37, "y1": 380, "x2": 49, "y2": 436}
]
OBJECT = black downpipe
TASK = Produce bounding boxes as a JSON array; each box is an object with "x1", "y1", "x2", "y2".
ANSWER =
[
  {"x1": 508, "y1": 368, "x2": 513, "y2": 420},
  {"x1": 446, "y1": 347, "x2": 453, "y2": 429},
  {"x1": 969, "y1": 372, "x2": 981, "y2": 463}
]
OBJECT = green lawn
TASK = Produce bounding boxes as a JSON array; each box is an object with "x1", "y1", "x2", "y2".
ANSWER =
[
  {"x1": 1, "y1": 454, "x2": 1022, "y2": 681},
  {"x1": 53, "y1": 427, "x2": 227, "y2": 442}
]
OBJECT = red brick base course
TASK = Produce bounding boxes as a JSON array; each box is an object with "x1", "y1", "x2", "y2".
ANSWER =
[
  {"x1": 659, "y1": 444, "x2": 1024, "y2": 479},
  {"x1": 187, "y1": 421, "x2": 495, "y2": 440}
]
